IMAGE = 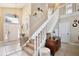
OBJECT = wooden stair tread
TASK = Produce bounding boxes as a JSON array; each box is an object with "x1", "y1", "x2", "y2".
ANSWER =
[
  {"x1": 23, "y1": 46, "x2": 34, "y2": 56},
  {"x1": 22, "y1": 39, "x2": 34, "y2": 56},
  {"x1": 26, "y1": 43, "x2": 34, "y2": 50}
]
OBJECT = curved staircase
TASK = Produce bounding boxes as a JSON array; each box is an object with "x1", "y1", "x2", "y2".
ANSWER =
[{"x1": 22, "y1": 9, "x2": 59, "y2": 56}]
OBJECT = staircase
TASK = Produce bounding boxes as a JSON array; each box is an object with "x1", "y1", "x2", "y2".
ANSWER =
[
  {"x1": 22, "y1": 9, "x2": 59, "y2": 56},
  {"x1": 33, "y1": 9, "x2": 59, "y2": 55},
  {"x1": 22, "y1": 39, "x2": 34, "y2": 56},
  {"x1": 21, "y1": 4, "x2": 79, "y2": 56}
]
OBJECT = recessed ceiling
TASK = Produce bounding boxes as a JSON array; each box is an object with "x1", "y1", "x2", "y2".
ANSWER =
[{"x1": 0, "y1": 3, "x2": 27, "y2": 8}]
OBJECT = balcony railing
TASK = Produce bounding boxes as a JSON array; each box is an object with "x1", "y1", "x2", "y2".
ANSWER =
[{"x1": 59, "y1": 3, "x2": 79, "y2": 17}]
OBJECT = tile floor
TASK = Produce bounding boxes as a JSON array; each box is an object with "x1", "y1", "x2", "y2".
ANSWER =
[
  {"x1": 55, "y1": 42, "x2": 79, "y2": 56},
  {"x1": 0, "y1": 40, "x2": 79, "y2": 56},
  {"x1": 0, "y1": 40, "x2": 29, "y2": 56}
]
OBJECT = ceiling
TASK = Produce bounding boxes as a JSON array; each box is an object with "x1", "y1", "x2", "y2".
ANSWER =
[
  {"x1": 0, "y1": 3, "x2": 27, "y2": 8},
  {"x1": 48, "y1": 3, "x2": 55, "y2": 8},
  {"x1": 0, "y1": 3, "x2": 65, "y2": 9},
  {"x1": 48, "y1": 3, "x2": 65, "y2": 9}
]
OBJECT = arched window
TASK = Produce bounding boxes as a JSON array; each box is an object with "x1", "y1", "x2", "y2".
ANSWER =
[{"x1": 5, "y1": 14, "x2": 19, "y2": 24}]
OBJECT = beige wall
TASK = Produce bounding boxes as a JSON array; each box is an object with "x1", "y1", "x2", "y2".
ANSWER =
[
  {"x1": 0, "y1": 7, "x2": 22, "y2": 41},
  {"x1": 0, "y1": 17, "x2": 3, "y2": 41},
  {"x1": 30, "y1": 3, "x2": 48, "y2": 36},
  {"x1": 21, "y1": 4, "x2": 31, "y2": 36},
  {"x1": 21, "y1": 3, "x2": 48, "y2": 37}
]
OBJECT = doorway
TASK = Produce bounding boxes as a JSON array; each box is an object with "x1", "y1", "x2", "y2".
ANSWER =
[
  {"x1": 59, "y1": 22, "x2": 70, "y2": 43},
  {"x1": 4, "y1": 15, "x2": 20, "y2": 42}
]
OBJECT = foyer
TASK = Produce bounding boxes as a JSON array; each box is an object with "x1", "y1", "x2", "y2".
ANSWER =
[{"x1": 0, "y1": 3, "x2": 79, "y2": 56}]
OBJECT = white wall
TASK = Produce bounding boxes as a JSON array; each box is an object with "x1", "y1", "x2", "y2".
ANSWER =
[{"x1": 60, "y1": 13, "x2": 79, "y2": 43}]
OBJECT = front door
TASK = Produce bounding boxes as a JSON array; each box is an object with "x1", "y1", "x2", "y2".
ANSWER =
[{"x1": 4, "y1": 17, "x2": 19, "y2": 42}]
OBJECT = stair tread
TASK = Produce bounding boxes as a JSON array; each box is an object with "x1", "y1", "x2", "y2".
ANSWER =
[
  {"x1": 23, "y1": 46, "x2": 34, "y2": 56},
  {"x1": 26, "y1": 43, "x2": 34, "y2": 50}
]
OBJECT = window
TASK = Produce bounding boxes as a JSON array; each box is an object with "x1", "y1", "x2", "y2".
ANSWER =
[
  {"x1": 5, "y1": 14, "x2": 19, "y2": 24},
  {"x1": 66, "y1": 3, "x2": 72, "y2": 14},
  {"x1": 76, "y1": 4, "x2": 79, "y2": 11}
]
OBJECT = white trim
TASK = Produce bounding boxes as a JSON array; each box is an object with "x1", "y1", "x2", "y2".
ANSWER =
[{"x1": 68, "y1": 42, "x2": 79, "y2": 46}]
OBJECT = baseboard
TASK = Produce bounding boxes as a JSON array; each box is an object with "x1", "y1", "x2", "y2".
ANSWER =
[
  {"x1": 61, "y1": 41, "x2": 69, "y2": 44},
  {"x1": 61, "y1": 41, "x2": 79, "y2": 46},
  {"x1": 68, "y1": 42, "x2": 79, "y2": 46}
]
